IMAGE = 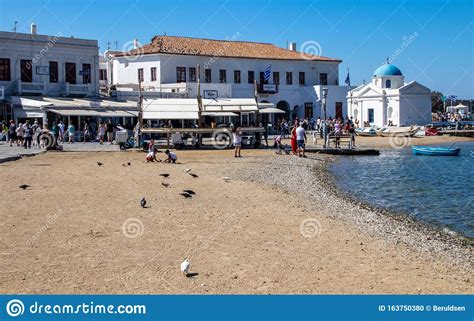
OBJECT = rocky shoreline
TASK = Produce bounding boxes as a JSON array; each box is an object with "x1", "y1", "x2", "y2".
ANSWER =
[{"x1": 228, "y1": 152, "x2": 473, "y2": 272}]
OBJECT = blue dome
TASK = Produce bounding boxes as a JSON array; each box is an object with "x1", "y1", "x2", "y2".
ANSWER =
[{"x1": 373, "y1": 64, "x2": 403, "y2": 77}]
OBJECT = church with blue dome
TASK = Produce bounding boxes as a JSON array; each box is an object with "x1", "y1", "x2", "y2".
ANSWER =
[{"x1": 347, "y1": 62, "x2": 432, "y2": 127}]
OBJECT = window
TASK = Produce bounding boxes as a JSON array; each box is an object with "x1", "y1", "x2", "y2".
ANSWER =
[
  {"x1": 234, "y1": 70, "x2": 241, "y2": 84},
  {"x1": 273, "y1": 72, "x2": 279, "y2": 85},
  {"x1": 21, "y1": 59, "x2": 33, "y2": 83},
  {"x1": 137, "y1": 68, "x2": 144, "y2": 82},
  {"x1": 385, "y1": 79, "x2": 391, "y2": 88},
  {"x1": 368, "y1": 108, "x2": 374, "y2": 123},
  {"x1": 189, "y1": 67, "x2": 196, "y2": 82},
  {"x1": 304, "y1": 102, "x2": 313, "y2": 119},
  {"x1": 319, "y1": 73, "x2": 328, "y2": 85},
  {"x1": 49, "y1": 61, "x2": 58, "y2": 83},
  {"x1": 0, "y1": 58, "x2": 11, "y2": 81},
  {"x1": 286, "y1": 72, "x2": 292, "y2": 85},
  {"x1": 248, "y1": 70, "x2": 254, "y2": 84},
  {"x1": 99, "y1": 69, "x2": 107, "y2": 81},
  {"x1": 204, "y1": 69, "x2": 212, "y2": 83},
  {"x1": 299, "y1": 72, "x2": 305, "y2": 85},
  {"x1": 65, "y1": 62, "x2": 76, "y2": 84},
  {"x1": 82, "y1": 63, "x2": 91, "y2": 84},
  {"x1": 176, "y1": 67, "x2": 186, "y2": 83},
  {"x1": 335, "y1": 102, "x2": 343, "y2": 119},
  {"x1": 259, "y1": 71, "x2": 269, "y2": 84},
  {"x1": 219, "y1": 69, "x2": 227, "y2": 83}
]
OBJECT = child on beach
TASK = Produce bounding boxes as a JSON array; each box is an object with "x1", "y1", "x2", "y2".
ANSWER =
[
  {"x1": 232, "y1": 126, "x2": 242, "y2": 157},
  {"x1": 146, "y1": 139, "x2": 160, "y2": 162},
  {"x1": 164, "y1": 149, "x2": 177, "y2": 163}
]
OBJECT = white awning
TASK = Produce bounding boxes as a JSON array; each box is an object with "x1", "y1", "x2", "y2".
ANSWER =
[
  {"x1": 202, "y1": 98, "x2": 258, "y2": 112},
  {"x1": 14, "y1": 109, "x2": 44, "y2": 118},
  {"x1": 201, "y1": 112, "x2": 239, "y2": 117},
  {"x1": 142, "y1": 98, "x2": 199, "y2": 120},
  {"x1": 143, "y1": 111, "x2": 198, "y2": 120},
  {"x1": 259, "y1": 107, "x2": 286, "y2": 114}
]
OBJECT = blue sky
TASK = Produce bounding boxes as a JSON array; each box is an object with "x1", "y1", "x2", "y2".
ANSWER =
[{"x1": 1, "y1": 0, "x2": 473, "y2": 97}]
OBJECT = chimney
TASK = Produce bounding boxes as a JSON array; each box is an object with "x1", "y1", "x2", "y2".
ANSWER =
[
  {"x1": 133, "y1": 38, "x2": 139, "y2": 49},
  {"x1": 288, "y1": 42, "x2": 297, "y2": 51},
  {"x1": 31, "y1": 23, "x2": 37, "y2": 35}
]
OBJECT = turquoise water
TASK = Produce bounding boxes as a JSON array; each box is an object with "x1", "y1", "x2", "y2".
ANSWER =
[{"x1": 330, "y1": 141, "x2": 474, "y2": 238}]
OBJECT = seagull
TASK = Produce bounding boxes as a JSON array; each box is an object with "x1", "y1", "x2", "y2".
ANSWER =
[
  {"x1": 180, "y1": 259, "x2": 190, "y2": 276},
  {"x1": 140, "y1": 197, "x2": 147, "y2": 208},
  {"x1": 19, "y1": 184, "x2": 30, "y2": 190},
  {"x1": 222, "y1": 177, "x2": 232, "y2": 182},
  {"x1": 162, "y1": 182, "x2": 170, "y2": 188},
  {"x1": 179, "y1": 192, "x2": 193, "y2": 199},
  {"x1": 185, "y1": 168, "x2": 192, "y2": 173},
  {"x1": 188, "y1": 173, "x2": 198, "y2": 178},
  {"x1": 182, "y1": 189, "x2": 195, "y2": 195},
  {"x1": 160, "y1": 173, "x2": 170, "y2": 178}
]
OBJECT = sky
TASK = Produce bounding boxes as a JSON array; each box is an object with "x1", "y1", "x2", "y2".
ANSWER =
[{"x1": 1, "y1": 0, "x2": 473, "y2": 98}]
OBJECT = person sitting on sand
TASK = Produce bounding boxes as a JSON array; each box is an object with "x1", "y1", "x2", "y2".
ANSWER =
[
  {"x1": 164, "y1": 149, "x2": 177, "y2": 163},
  {"x1": 146, "y1": 139, "x2": 160, "y2": 162}
]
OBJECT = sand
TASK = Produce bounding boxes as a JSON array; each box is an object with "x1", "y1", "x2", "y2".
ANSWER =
[{"x1": 0, "y1": 136, "x2": 472, "y2": 294}]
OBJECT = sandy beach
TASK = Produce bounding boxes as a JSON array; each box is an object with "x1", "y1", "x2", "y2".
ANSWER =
[{"x1": 0, "y1": 136, "x2": 472, "y2": 294}]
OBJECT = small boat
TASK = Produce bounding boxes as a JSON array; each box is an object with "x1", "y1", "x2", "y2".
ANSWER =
[
  {"x1": 412, "y1": 146, "x2": 461, "y2": 156},
  {"x1": 355, "y1": 128, "x2": 377, "y2": 136},
  {"x1": 425, "y1": 128, "x2": 438, "y2": 136},
  {"x1": 376, "y1": 126, "x2": 419, "y2": 137}
]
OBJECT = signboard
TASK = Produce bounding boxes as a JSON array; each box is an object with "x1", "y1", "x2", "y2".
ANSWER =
[
  {"x1": 36, "y1": 66, "x2": 49, "y2": 75},
  {"x1": 203, "y1": 90, "x2": 218, "y2": 99},
  {"x1": 79, "y1": 70, "x2": 91, "y2": 76},
  {"x1": 0, "y1": 86, "x2": 4, "y2": 100},
  {"x1": 263, "y1": 84, "x2": 277, "y2": 92}
]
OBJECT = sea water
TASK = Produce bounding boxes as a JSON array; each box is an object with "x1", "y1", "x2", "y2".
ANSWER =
[{"x1": 330, "y1": 141, "x2": 474, "y2": 238}]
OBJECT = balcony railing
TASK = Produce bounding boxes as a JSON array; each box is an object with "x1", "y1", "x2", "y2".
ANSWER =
[
  {"x1": 64, "y1": 83, "x2": 91, "y2": 96},
  {"x1": 18, "y1": 82, "x2": 46, "y2": 95}
]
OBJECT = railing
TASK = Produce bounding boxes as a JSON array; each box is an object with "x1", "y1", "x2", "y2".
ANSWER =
[
  {"x1": 64, "y1": 83, "x2": 91, "y2": 96},
  {"x1": 18, "y1": 82, "x2": 46, "y2": 95}
]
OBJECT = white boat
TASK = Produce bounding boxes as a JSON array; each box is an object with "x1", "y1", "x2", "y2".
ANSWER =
[
  {"x1": 376, "y1": 126, "x2": 419, "y2": 137},
  {"x1": 355, "y1": 128, "x2": 377, "y2": 136}
]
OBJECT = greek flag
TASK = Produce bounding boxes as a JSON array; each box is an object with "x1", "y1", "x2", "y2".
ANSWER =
[
  {"x1": 344, "y1": 69, "x2": 351, "y2": 87},
  {"x1": 264, "y1": 65, "x2": 271, "y2": 81},
  {"x1": 448, "y1": 95, "x2": 458, "y2": 101}
]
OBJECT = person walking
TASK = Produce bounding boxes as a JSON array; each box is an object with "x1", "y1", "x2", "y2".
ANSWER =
[
  {"x1": 295, "y1": 122, "x2": 307, "y2": 157},
  {"x1": 106, "y1": 120, "x2": 114, "y2": 144},
  {"x1": 98, "y1": 122, "x2": 105, "y2": 145},
  {"x1": 16, "y1": 122, "x2": 24, "y2": 146},
  {"x1": 8, "y1": 120, "x2": 17, "y2": 147},
  {"x1": 348, "y1": 124, "x2": 356, "y2": 149},
  {"x1": 67, "y1": 122, "x2": 75, "y2": 144},
  {"x1": 232, "y1": 126, "x2": 242, "y2": 157},
  {"x1": 83, "y1": 122, "x2": 89, "y2": 143},
  {"x1": 290, "y1": 120, "x2": 298, "y2": 155},
  {"x1": 22, "y1": 120, "x2": 33, "y2": 149},
  {"x1": 1, "y1": 121, "x2": 8, "y2": 142},
  {"x1": 58, "y1": 120, "x2": 65, "y2": 143}
]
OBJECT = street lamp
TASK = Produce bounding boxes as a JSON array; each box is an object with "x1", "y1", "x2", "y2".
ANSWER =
[{"x1": 322, "y1": 87, "x2": 328, "y2": 148}]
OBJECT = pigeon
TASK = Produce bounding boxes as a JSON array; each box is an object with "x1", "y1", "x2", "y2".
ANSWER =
[
  {"x1": 188, "y1": 173, "x2": 198, "y2": 178},
  {"x1": 140, "y1": 197, "x2": 147, "y2": 208},
  {"x1": 127, "y1": 162, "x2": 131, "y2": 166},
  {"x1": 222, "y1": 177, "x2": 232, "y2": 182},
  {"x1": 160, "y1": 173, "x2": 170, "y2": 178},
  {"x1": 162, "y1": 182, "x2": 170, "y2": 188},
  {"x1": 180, "y1": 259, "x2": 190, "y2": 276},
  {"x1": 185, "y1": 168, "x2": 192, "y2": 173},
  {"x1": 97, "y1": 162, "x2": 104, "y2": 166},
  {"x1": 19, "y1": 184, "x2": 30, "y2": 190},
  {"x1": 182, "y1": 189, "x2": 195, "y2": 195},
  {"x1": 122, "y1": 163, "x2": 127, "y2": 167},
  {"x1": 179, "y1": 192, "x2": 193, "y2": 199}
]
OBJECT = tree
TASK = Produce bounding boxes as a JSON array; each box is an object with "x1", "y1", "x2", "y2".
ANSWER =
[{"x1": 431, "y1": 91, "x2": 444, "y2": 113}]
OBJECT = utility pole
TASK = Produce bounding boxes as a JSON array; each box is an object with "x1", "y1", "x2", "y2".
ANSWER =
[
  {"x1": 254, "y1": 79, "x2": 259, "y2": 126},
  {"x1": 196, "y1": 64, "x2": 203, "y2": 128},
  {"x1": 137, "y1": 79, "x2": 143, "y2": 148}
]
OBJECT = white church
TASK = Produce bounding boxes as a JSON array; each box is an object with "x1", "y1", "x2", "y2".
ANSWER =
[{"x1": 347, "y1": 63, "x2": 432, "y2": 127}]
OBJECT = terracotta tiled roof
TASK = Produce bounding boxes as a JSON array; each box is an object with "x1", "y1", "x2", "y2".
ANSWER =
[{"x1": 117, "y1": 35, "x2": 342, "y2": 62}]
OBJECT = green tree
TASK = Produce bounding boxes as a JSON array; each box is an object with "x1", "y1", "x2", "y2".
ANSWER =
[{"x1": 431, "y1": 91, "x2": 444, "y2": 113}]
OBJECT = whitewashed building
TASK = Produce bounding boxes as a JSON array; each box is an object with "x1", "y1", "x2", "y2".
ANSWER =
[
  {"x1": 347, "y1": 63, "x2": 432, "y2": 127},
  {"x1": 110, "y1": 35, "x2": 351, "y2": 123}
]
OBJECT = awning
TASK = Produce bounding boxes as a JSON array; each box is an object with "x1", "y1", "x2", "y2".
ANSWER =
[
  {"x1": 142, "y1": 98, "x2": 199, "y2": 120},
  {"x1": 259, "y1": 107, "x2": 286, "y2": 114},
  {"x1": 201, "y1": 112, "x2": 239, "y2": 117},
  {"x1": 202, "y1": 98, "x2": 258, "y2": 112},
  {"x1": 14, "y1": 109, "x2": 44, "y2": 118}
]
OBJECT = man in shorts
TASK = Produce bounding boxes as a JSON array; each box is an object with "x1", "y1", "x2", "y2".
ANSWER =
[{"x1": 295, "y1": 122, "x2": 307, "y2": 158}]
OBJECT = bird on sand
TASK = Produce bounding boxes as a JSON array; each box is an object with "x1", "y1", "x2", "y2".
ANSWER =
[
  {"x1": 97, "y1": 162, "x2": 104, "y2": 166},
  {"x1": 222, "y1": 177, "x2": 232, "y2": 182},
  {"x1": 162, "y1": 182, "x2": 170, "y2": 188},
  {"x1": 19, "y1": 184, "x2": 30, "y2": 190},
  {"x1": 179, "y1": 192, "x2": 193, "y2": 199},
  {"x1": 160, "y1": 173, "x2": 170, "y2": 178},
  {"x1": 188, "y1": 173, "x2": 198, "y2": 178},
  {"x1": 180, "y1": 259, "x2": 190, "y2": 276},
  {"x1": 127, "y1": 162, "x2": 131, "y2": 166},
  {"x1": 140, "y1": 197, "x2": 147, "y2": 208},
  {"x1": 182, "y1": 189, "x2": 195, "y2": 195},
  {"x1": 122, "y1": 163, "x2": 127, "y2": 167},
  {"x1": 185, "y1": 168, "x2": 192, "y2": 173}
]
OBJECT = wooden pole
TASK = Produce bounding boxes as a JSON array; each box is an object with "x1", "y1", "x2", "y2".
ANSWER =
[
  {"x1": 138, "y1": 79, "x2": 143, "y2": 148},
  {"x1": 196, "y1": 64, "x2": 203, "y2": 146}
]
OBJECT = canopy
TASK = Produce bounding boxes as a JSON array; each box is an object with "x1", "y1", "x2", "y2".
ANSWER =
[
  {"x1": 202, "y1": 98, "x2": 258, "y2": 112},
  {"x1": 142, "y1": 98, "x2": 199, "y2": 120},
  {"x1": 201, "y1": 112, "x2": 239, "y2": 117},
  {"x1": 447, "y1": 103, "x2": 468, "y2": 114},
  {"x1": 259, "y1": 107, "x2": 286, "y2": 114}
]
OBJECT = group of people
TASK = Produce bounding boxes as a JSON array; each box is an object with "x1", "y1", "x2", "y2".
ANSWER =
[
  {"x1": 1, "y1": 120, "x2": 47, "y2": 149},
  {"x1": 146, "y1": 139, "x2": 178, "y2": 163}
]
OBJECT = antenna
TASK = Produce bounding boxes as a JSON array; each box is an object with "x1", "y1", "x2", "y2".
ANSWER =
[
  {"x1": 107, "y1": 41, "x2": 111, "y2": 50},
  {"x1": 13, "y1": 21, "x2": 18, "y2": 32}
]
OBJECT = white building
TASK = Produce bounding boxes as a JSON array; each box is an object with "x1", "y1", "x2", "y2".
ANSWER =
[
  {"x1": 110, "y1": 35, "x2": 351, "y2": 124},
  {"x1": 347, "y1": 63, "x2": 432, "y2": 127}
]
